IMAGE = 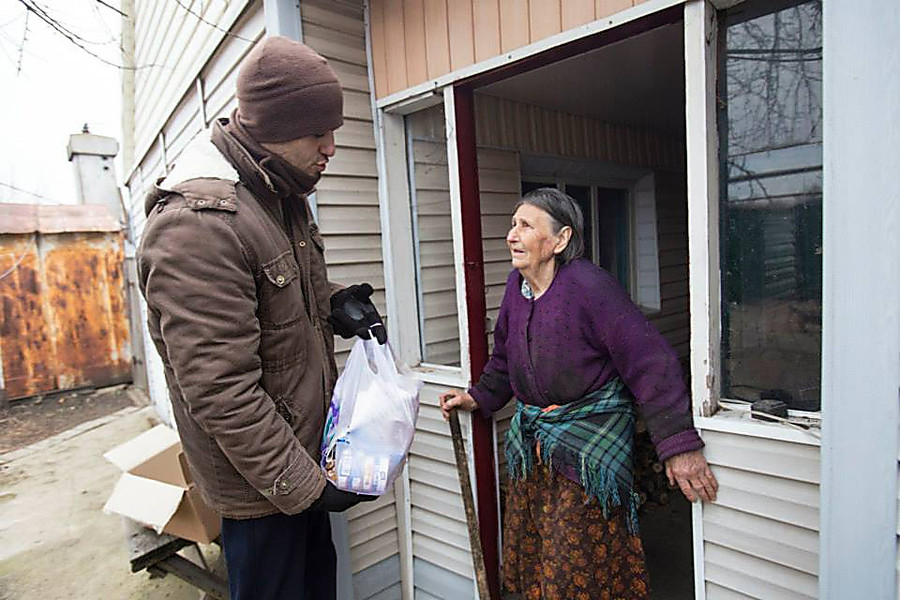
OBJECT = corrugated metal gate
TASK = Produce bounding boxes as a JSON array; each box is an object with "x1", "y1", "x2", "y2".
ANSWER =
[{"x1": 0, "y1": 204, "x2": 132, "y2": 401}]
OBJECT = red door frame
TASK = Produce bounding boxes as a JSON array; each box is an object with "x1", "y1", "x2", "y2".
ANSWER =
[
  {"x1": 449, "y1": 8, "x2": 683, "y2": 599},
  {"x1": 452, "y1": 84, "x2": 502, "y2": 599}
]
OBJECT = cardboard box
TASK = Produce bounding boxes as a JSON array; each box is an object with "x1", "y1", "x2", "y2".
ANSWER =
[{"x1": 103, "y1": 424, "x2": 221, "y2": 544}]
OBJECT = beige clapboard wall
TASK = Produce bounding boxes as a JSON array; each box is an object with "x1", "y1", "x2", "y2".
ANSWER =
[{"x1": 368, "y1": 0, "x2": 653, "y2": 98}]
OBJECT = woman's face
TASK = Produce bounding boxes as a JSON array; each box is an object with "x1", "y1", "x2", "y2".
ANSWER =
[{"x1": 506, "y1": 203, "x2": 569, "y2": 273}]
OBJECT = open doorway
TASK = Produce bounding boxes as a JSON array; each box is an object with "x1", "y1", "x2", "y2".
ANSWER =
[{"x1": 469, "y1": 20, "x2": 694, "y2": 600}]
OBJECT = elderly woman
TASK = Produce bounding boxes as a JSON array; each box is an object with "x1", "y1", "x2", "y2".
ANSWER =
[{"x1": 441, "y1": 188, "x2": 718, "y2": 599}]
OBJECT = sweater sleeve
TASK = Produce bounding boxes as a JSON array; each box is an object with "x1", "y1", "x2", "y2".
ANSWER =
[
  {"x1": 468, "y1": 279, "x2": 515, "y2": 418},
  {"x1": 590, "y1": 274, "x2": 703, "y2": 462}
]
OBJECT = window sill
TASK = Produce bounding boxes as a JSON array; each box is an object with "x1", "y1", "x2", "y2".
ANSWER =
[
  {"x1": 695, "y1": 402, "x2": 821, "y2": 447},
  {"x1": 410, "y1": 363, "x2": 467, "y2": 387}
]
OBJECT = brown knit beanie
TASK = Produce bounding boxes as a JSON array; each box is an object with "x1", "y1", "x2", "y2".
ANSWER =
[{"x1": 236, "y1": 36, "x2": 343, "y2": 143}]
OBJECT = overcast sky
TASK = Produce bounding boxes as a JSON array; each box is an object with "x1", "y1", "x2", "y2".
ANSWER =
[{"x1": 0, "y1": 0, "x2": 122, "y2": 205}]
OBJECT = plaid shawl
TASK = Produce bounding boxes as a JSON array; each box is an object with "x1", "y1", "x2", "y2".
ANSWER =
[{"x1": 505, "y1": 377, "x2": 640, "y2": 533}]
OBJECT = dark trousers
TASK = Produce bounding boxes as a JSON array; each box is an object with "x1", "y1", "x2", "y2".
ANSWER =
[{"x1": 221, "y1": 511, "x2": 336, "y2": 600}]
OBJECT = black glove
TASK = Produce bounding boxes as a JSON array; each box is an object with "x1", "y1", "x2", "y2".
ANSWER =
[
  {"x1": 309, "y1": 480, "x2": 377, "y2": 513},
  {"x1": 328, "y1": 283, "x2": 387, "y2": 344}
]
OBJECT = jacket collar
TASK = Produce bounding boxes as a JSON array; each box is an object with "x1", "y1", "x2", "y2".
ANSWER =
[
  {"x1": 144, "y1": 128, "x2": 241, "y2": 217},
  {"x1": 214, "y1": 112, "x2": 319, "y2": 202}
]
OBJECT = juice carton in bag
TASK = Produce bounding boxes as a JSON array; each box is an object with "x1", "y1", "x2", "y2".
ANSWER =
[{"x1": 321, "y1": 339, "x2": 421, "y2": 495}]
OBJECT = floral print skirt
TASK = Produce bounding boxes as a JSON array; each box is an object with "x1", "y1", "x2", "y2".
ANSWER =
[{"x1": 502, "y1": 465, "x2": 650, "y2": 600}]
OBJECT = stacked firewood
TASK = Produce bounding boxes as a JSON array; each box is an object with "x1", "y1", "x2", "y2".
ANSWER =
[{"x1": 633, "y1": 419, "x2": 677, "y2": 508}]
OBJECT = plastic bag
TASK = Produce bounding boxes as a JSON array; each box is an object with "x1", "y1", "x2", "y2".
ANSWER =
[{"x1": 321, "y1": 339, "x2": 422, "y2": 495}]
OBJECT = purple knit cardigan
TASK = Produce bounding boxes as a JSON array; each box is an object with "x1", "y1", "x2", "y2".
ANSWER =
[{"x1": 469, "y1": 258, "x2": 703, "y2": 462}]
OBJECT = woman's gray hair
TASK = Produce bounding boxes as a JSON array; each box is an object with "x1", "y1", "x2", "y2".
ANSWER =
[{"x1": 517, "y1": 187, "x2": 585, "y2": 265}]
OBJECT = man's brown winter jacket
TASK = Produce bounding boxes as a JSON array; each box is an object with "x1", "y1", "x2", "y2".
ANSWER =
[{"x1": 138, "y1": 118, "x2": 338, "y2": 518}]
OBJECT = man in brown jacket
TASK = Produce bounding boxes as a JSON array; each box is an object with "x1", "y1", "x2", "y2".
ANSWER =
[{"x1": 138, "y1": 37, "x2": 385, "y2": 599}]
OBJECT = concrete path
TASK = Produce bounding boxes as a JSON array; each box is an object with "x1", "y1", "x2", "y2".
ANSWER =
[{"x1": 0, "y1": 405, "x2": 224, "y2": 599}]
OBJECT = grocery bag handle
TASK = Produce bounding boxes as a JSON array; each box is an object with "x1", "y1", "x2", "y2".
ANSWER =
[{"x1": 365, "y1": 337, "x2": 400, "y2": 379}]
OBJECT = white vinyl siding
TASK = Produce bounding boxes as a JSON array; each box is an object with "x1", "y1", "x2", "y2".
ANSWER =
[
  {"x1": 299, "y1": 0, "x2": 387, "y2": 370},
  {"x1": 126, "y1": 2, "x2": 264, "y2": 243},
  {"x1": 699, "y1": 427, "x2": 820, "y2": 599},
  {"x1": 131, "y1": 0, "x2": 256, "y2": 174},
  {"x1": 408, "y1": 135, "x2": 460, "y2": 366},
  {"x1": 407, "y1": 382, "x2": 475, "y2": 595},
  {"x1": 300, "y1": 1, "x2": 399, "y2": 588}
]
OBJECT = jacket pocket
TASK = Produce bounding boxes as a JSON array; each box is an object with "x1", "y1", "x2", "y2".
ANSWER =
[{"x1": 258, "y1": 250, "x2": 303, "y2": 328}]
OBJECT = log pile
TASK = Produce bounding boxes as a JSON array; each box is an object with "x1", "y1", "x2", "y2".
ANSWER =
[{"x1": 633, "y1": 419, "x2": 677, "y2": 508}]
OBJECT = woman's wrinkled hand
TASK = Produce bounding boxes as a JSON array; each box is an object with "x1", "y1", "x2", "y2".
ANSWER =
[
  {"x1": 439, "y1": 390, "x2": 478, "y2": 420},
  {"x1": 665, "y1": 450, "x2": 718, "y2": 503}
]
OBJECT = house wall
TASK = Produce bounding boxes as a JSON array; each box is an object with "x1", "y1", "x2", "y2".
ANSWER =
[
  {"x1": 296, "y1": 4, "x2": 401, "y2": 593},
  {"x1": 124, "y1": 1, "x2": 399, "y2": 596},
  {"x1": 408, "y1": 384, "x2": 477, "y2": 598},
  {"x1": 383, "y1": 1, "x2": 866, "y2": 598},
  {"x1": 474, "y1": 94, "x2": 684, "y2": 171},
  {"x1": 697, "y1": 422, "x2": 820, "y2": 600},
  {"x1": 407, "y1": 112, "x2": 522, "y2": 367},
  {"x1": 368, "y1": 0, "x2": 653, "y2": 98}
]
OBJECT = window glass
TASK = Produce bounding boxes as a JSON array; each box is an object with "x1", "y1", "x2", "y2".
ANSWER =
[
  {"x1": 720, "y1": 0, "x2": 823, "y2": 410},
  {"x1": 564, "y1": 184, "x2": 594, "y2": 265},
  {"x1": 406, "y1": 103, "x2": 461, "y2": 366},
  {"x1": 596, "y1": 187, "x2": 630, "y2": 289}
]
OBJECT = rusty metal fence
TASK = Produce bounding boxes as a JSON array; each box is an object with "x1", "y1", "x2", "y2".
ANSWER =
[{"x1": 0, "y1": 204, "x2": 132, "y2": 401}]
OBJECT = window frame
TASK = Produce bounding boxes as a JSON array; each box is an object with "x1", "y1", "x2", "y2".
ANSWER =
[
  {"x1": 519, "y1": 170, "x2": 664, "y2": 313},
  {"x1": 375, "y1": 91, "x2": 472, "y2": 384},
  {"x1": 717, "y1": 0, "x2": 824, "y2": 421},
  {"x1": 685, "y1": 0, "x2": 824, "y2": 427}
]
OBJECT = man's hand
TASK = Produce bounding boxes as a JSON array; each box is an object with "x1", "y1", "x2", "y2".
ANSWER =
[
  {"x1": 439, "y1": 390, "x2": 478, "y2": 420},
  {"x1": 665, "y1": 449, "x2": 718, "y2": 503},
  {"x1": 328, "y1": 283, "x2": 387, "y2": 344},
  {"x1": 310, "y1": 480, "x2": 377, "y2": 512}
]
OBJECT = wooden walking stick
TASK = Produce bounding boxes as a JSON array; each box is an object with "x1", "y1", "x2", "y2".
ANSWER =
[{"x1": 449, "y1": 409, "x2": 492, "y2": 600}]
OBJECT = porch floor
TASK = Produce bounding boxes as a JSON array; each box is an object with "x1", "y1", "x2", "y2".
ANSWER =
[{"x1": 641, "y1": 493, "x2": 694, "y2": 600}]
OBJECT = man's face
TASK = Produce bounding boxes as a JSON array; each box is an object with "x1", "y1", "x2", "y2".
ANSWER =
[{"x1": 262, "y1": 130, "x2": 337, "y2": 181}]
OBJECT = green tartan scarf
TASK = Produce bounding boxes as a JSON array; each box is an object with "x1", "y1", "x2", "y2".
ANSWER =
[{"x1": 505, "y1": 377, "x2": 640, "y2": 533}]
